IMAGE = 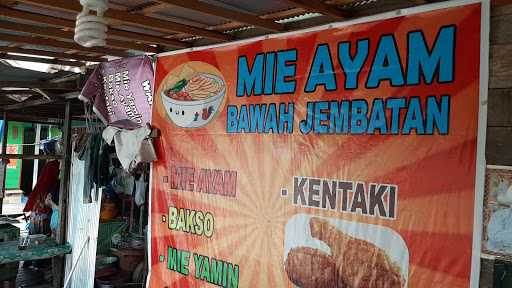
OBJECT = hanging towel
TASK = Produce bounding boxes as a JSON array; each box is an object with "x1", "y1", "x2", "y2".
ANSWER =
[
  {"x1": 134, "y1": 177, "x2": 146, "y2": 206},
  {"x1": 102, "y1": 125, "x2": 156, "y2": 173}
]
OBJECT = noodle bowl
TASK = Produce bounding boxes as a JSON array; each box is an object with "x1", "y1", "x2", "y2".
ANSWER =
[
  {"x1": 166, "y1": 73, "x2": 224, "y2": 101},
  {"x1": 161, "y1": 71, "x2": 226, "y2": 128}
]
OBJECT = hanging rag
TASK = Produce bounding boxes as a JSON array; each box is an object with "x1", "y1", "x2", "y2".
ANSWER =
[
  {"x1": 134, "y1": 176, "x2": 146, "y2": 206},
  {"x1": 111, "y1": 167, "x2": 135, "y2": 195},
  {"x1": 102, "y1": 125, "x2": 156, "y2": 173}
]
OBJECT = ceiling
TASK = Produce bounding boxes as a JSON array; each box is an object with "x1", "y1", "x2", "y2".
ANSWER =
[
  {"x1": 0, "y1": 0, "x2": 446, "y2": 65},
  {"x1": 0, "y1": 0, "x2": 477, "y2": 121}
]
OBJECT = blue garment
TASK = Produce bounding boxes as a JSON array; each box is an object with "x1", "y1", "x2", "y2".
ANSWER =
[{"x1": 50, "y1": 208, "x2": 59, "y2": 232}]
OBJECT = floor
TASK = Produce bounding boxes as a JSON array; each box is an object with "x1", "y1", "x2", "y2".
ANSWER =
[{"x1": 3, "y1": 262, "x2": 52, "y2": 288}]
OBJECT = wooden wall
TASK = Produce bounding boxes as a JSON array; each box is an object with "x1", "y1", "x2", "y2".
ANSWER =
[
  {"x1": 486, "y1": 3, "x2": 512, "y2": 165},
  {"x1": 480, "y1": 3, "x2": 511, "y2": 287}
]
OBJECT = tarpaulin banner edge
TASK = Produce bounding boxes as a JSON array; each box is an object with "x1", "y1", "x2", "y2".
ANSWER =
[{"x1": 471, "y1": 1, "x2": 490, "y2": 287}]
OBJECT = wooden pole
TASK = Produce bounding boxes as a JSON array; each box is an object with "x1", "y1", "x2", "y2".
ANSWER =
[
  {"x1": 32, "y1": 124, "x2": 41, "y2": 189},
  {"x1": 0, "y1": 112, "x2": 7, "y2": 214},
  {"x1": 53, "y1": 101, "x2": 72, "y2": 288}
]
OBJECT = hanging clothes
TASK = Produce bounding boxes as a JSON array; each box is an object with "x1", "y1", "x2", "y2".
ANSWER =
[
  {"x1": 134, "y1": 176, "x2": 146, "y2": 206},
  {"x1": 81, "y1": 132, "x2": 110, "y2": 189},
  {"x1": 48, "y1": 181, "x2": 60, "y2": 235},
  {"x1": 102, "y1": 125, "x2": 156, "y2": 173},
  {"x1": 23, "y1": 160, "x2": 60, "y2": 213}
]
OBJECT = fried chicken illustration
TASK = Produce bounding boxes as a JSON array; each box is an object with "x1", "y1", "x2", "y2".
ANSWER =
[
  {"x1": 285, "y1": 247, "x2": 342, "y2": 288},
  {"x1": 285, "y1": 217, "x2": 405, "y2": 288}
]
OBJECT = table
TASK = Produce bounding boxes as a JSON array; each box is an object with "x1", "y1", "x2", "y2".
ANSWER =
[
  {"x1": 0, "y1": 238, "x2": 72, "y2": 264},
  {"x1": 0, "y1": 223, "x2": 21, "y2": 281},
  {"x1": 0, "y1": 223, "x2": 19, "y2": 242}
]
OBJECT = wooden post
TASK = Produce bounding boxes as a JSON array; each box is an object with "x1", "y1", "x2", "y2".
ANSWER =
[
  {"x1": 32, "y1": 124, "x2": 41, "y2": 189},
  {"x1": 0, "y1": 112, "x2": 8, "y2": 214},
  {"x1": 53, "y1": 102, "x2": 72, "y2": 288}
]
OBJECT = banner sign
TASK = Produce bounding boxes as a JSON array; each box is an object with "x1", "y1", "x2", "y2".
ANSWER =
[
  {"x1": 6, "y1": 144, "x2": 18, "y2": 168},
  {"x1": 80, "y1": 55, "x2": 154, "y2": 129},
  {"x1": 150, "y1": 1, "x2": 487, "y2": 287}
]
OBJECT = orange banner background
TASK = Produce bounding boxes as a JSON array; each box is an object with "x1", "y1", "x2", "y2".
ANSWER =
[{"x1": 150, "y1": 2, "x2": 484, "y2": 287}]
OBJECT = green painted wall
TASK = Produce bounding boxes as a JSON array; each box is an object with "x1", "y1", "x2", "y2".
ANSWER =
[
  {"x1": 49, "y1": 126, "x2": 61, "y2": 139},
  {"x1": 3, "y1": 123, "x2": 62, "y2": 190},
  {"x1": 5, "y1": 122, "x2": 24, "y2": 189}
]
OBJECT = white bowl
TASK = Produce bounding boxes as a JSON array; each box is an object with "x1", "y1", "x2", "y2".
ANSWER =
[{"x1": 161, "y1": 73, "x2": 226, "y2": 128}]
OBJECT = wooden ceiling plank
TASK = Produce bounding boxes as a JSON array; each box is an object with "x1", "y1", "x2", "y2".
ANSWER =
[
  {"x1": 0, "y1": 33, "x2": 130, "y2": 57},
  {"x1": 0, "y1": 53, "x2": 84, "y2": 67},
  {"x1": 285, "y1": 0, "x2": 349, "y2": 19},
  {"x1": 259, "y1": 7, "x2": 308, "y2": 20},
  {"x1": 106, "y1": 39, "x2": 158, "y2": 53},
  {"x1": 107, "y1": 8, "x2": 234, "y2": 41},
  {"x1": 156, "y1": 0, "x2": 285, "y2": 32},
  {"x1": 0, "y1": 6, "x2": 74, "y2": 28},
  {"x1": 17, "y1": 0, "x2": 234, "y2": 41},
  {"x1": 1, "y1": 98, "x2": 60, "y2": 111},
  {"x1": 0, "y1": 6, "x2": 188, "y2": 48},
  {"x1": 135, "y1": 3, "x2": 167, "y2": 14},
  {"x1": 166, "y1": 7, "x2": 314, "y2": 39},
  {"x1": 0, "y1": 21, "x2": 159, "y2": 53},
  {"x1": 0, "y1": 81, "x2": 77, "y2": 90},
  {"x1": 106, "y1": 28, "x2": 188, "y2": 48},
  {"x1": 0, "y1": 47, "x2": 105, "y2": 62},
  {"x1": 0, "y1": 90, "x2": 35, "y2": 97}
]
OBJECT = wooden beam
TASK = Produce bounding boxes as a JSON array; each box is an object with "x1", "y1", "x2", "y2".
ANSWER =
[
  {"x1": 103, "y1": 8, "x2": 231, "y2": 41},
  {"x1": 0, "y1": 0, "x2": 16, "y2": 5},
  {"x1": 491, "y1": 44, "x2": 512, "y2": 88},
  {"x1": 17, "y1": 0, "x2": 234, "y2": 41},
  {"x1": 260, "y1": 7, "x2": 308, "y2": 20},
  {"x1": 156, "y1": 0, "x2": 285, "y2": 31},
  {"x1": 0, "y1": 21, "x2": 158, "y2": 53},
  {"x1": 284, "y1": 0, "x2": 349, "y2": 19},
  {"x1": 133, "y1": 2, "x2": 167, "y2": 14},
  {"x1": 0, "y1": 81, "x2": 78, "y2": 90},
  {"x1": 54, "y1": 101, "x2": 71, "y2": 288},
  {"x1": 166, "y1": 7, "x2": 311, "y2": 40},
  {"x1": 0, "y1": 46, "x2": 105, "y2": 62},
  {"x1": 0, "y1": 6, "x2": 188, "y2": 48},
  {"x1": 0, "y1": 113, "x2": 63, "y2": 124},
  {"x1": 105, "y1": 26, "x2": 189, "y2": 49},
  {"x1": 0, "y1": 53, "x2": 84, "y2": 67},
  {"x1": 0, "y1": 33, "x2": 130, "y2": 58},
  {"x1": 0, "y1": 98, "x2": 60, "y2": 111},
  {"x1": 0, "y1": 112, "x2": 7, "y2": 202},
  {"x1": 0, "y1": 5, "x2": 76, "y2": 28},
  {"x1": 0, "y1": 154, "x2": 63, "y2": 160},
  {"x1": 0, "y1": 90, "x2": 34, "y2": 97}
]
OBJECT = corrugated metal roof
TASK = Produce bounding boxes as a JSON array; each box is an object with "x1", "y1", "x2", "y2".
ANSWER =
[
  {"x1": 204, "y1": 0, "x2": 295, "y2": 15},
  {"x1": 0, "y1": 0, "x2": 429, "y2": 62}
]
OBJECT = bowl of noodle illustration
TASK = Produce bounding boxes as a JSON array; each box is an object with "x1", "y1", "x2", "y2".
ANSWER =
[{"x1": 160, "y1": 62, "x2": 226, "y2": 128}]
